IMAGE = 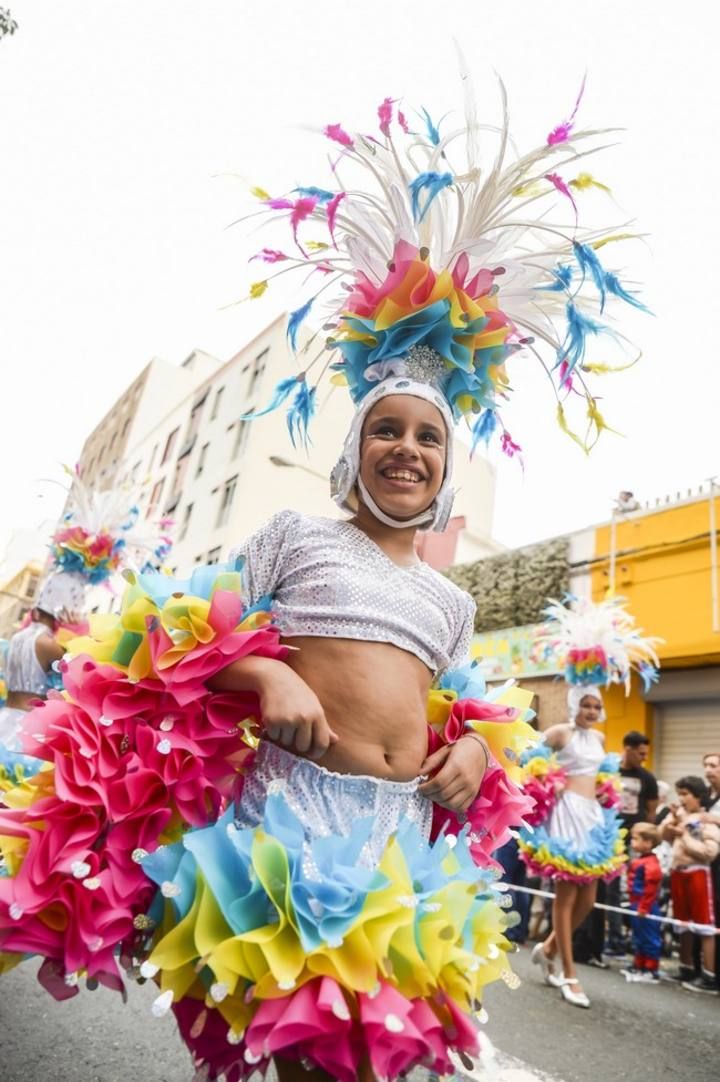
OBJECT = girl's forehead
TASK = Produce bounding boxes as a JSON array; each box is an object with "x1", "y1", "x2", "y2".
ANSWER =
[{"x1": 364, "y1": 394, "x2": 446, "y2": 426}]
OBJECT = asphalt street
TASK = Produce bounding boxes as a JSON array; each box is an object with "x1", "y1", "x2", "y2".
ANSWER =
[{"x1": 0, "y1": 945, "x2": 717, "y2": 1082}]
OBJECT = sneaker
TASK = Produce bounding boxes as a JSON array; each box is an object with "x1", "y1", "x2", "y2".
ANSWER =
[
  {"x1": 586, "y1": 956, "x2": 610, "y2": 969},
  {"x1": 603, "y1": 944, "x2": 629, "y2": 957},
  {"x1": 620, "y1": 967, "x2": 641, "y2": 982},
  {"x1": 668, "y1": 965, "x2": 696, "y2": 983},
  {"x1": 681, "y1": 974, "x2": 720, "y2": 996},
  {"x1": 634, "y1": 970, "x2": 660, "y2": 984}
]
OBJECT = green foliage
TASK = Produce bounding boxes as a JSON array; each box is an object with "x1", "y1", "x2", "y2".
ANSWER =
[{"x1": 446, "y1": 537, "x2": 570, "y2": 633}]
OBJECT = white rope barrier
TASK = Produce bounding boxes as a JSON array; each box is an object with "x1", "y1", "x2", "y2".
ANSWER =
[{"x1": 500, "y1": 881, "x2": 720, "y2": 936}]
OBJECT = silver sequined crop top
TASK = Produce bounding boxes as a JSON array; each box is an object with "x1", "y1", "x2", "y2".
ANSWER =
[
  {"x1": 556, "y1": 727, "x2": 605, "y2": 777},
  {"x1": 230, "y1": 510, "x2": 476, "y2": 674}
]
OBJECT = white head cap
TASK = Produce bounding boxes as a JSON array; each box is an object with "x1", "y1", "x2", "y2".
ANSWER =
[
  {"x1": 36, "y1": 572, "x2": 86, "y2": 618},
  {"x1": 567, "y1": 684, "x2": 606, "y2": 725},
  {"x1": 330, "y1": 376, "x2": 456, "y2": 532}
]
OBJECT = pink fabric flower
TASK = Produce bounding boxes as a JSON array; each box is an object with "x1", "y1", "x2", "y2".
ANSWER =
[{"x1": 431, "y1": 758, "x2": 536, "y2": 867}]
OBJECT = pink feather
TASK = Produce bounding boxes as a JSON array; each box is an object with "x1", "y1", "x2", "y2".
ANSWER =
[
  {"x1": 264, "y1": 195, "x2": 319, "y2": 254},
  {"x1": 545, "y1": 172, "x2": 578, "y2": 216},
  {"x1": 398, "y1": 110, "x2": 410, "y2": 134},
  {"x1": 501, "y1": 431, "x2": 523, "y2": 459},
  {"x1": 324, "y1": 123, "x2": 354, "y2": 148},
  {"x1": 558, "y1": 358, "x2": 574, "y2": 391},
  {"x1": 250, "y1": 248, "x2": 289, "y2": 264},
  {"x1": 326, "y1": 192, "x2": 346, "y2": 248},
  {"x1": 290, "y1": 196, "x2": 319, "y2": 251},
  {"x1": 378, "y1": 97, "x2": 396, "y2": 137},
  {"x1": 547, "y1": 76, "x2": 587, "y2": 146}
]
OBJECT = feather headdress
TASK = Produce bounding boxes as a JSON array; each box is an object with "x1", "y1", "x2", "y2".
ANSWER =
[
  {"x1": 238, "y1": 71, "x2": 647, "y2": 453},
  {"x1": 537, "y1": 595, "x2": 661, "y2": 694},
  {"x1": 49, "y1": 467, "x2": 174, "y2": 585}
]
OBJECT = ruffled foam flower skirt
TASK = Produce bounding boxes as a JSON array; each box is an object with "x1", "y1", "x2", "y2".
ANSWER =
[
  {"x1": 139, "y1": 742, "x2": 516, "y2": 1081},
  {"x1": 518, "y1": 789, "x2": 626, "y2": 883}
]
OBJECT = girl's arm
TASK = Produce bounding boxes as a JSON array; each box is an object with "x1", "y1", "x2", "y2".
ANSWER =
[
  {"x1": 541, "y1": 723, "x2": 571, "y2": 750},
  {"x1": 35, "y1": 633, "x2": 65, "y2": 673},
  {"x1": 208, "y1": 656, "x2": 338, "y2": 760}
]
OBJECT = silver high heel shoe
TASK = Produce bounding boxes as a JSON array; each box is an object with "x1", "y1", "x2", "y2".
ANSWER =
[
  {"x1": 558, "y1": 977, "x2": 591, "y2": 1008},
  {"x1": 530, "y1": 942, "x2": 564, "y2": 987}
]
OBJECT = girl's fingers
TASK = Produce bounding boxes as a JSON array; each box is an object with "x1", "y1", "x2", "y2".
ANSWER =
[
  {"x1": 293, "y1": 719, "x2": 312, "y2": 754},
  {"x1": 420, "y1": 745, "x2": 452, "y2": 774},
  {"x1": 420, "y1": 769, "x2": 460, "y2": 798}
]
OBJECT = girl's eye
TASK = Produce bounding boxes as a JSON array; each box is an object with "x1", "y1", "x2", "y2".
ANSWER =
[{"x1": 420, "y1": 431, "x2": 442, "y2": 444}]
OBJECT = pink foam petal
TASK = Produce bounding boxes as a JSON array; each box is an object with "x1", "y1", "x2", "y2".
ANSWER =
[
  {"x1": 407, "y1": 999, "x2": 454, "y2": 1075},
  {"x1": 37, "y1": 957, "x2": 80, "y2": 1001},
  {"x1": 358, "y1": 982, "x2": 429, "y2": 1079},
  {"x1": 246, "y1": 979, "x2": 360, "y2": 1082}
]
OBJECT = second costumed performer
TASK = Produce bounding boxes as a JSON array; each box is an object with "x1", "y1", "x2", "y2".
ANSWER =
[
  {"x1": 0, "y1": 76, "x2": 646, "y2": 1082},
  {"x1": 520, "y1": 597, "x2": 660, "y2": 1009}
]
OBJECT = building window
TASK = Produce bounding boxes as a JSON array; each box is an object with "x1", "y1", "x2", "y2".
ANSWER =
[
  {"x1": 207, "y1": 546, "x2": 222, "y2": 565},
  {"x1": 25, "y1": 574, "x2": 40, "y2": 599},
  {"x1": 196, "y1": 442, "x2": 210, "y2": 478},
  {"x1": 161, "y1": 427, "x2": 180, "y2": 465},
  {"x1": 247, "y1": 348, "x2": 269, "y2": 401},
  {"x1": 172, "y1": 455, "x2": 190, "y2": 496},
  {"x1": 147, "y1": 478, "x2": 165, "y2": 518},
  {"x1": 211, "y1": 386, "x2": 225, "y2": 420},
  {"x1": 233, "y1": 416, "x2": 252, "y2": 459},
  {"x1": 178, "y1": 502, "x2": 193, "y2": 541},
  {"x1": 216, "y1": 474, "x2": 238, "y2": 527}
]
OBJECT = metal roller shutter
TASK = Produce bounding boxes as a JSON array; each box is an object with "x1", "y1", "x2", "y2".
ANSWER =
[{"x1": 654, "y1": 701, "x2": 720, "y2": 784}]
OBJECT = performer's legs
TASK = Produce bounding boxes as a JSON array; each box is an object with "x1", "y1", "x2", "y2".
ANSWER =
[{"x1": 571, "y1": 881, "x2": 598, "y2": 931}]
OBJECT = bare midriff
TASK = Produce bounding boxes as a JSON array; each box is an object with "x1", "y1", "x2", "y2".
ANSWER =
[
  {"x1": 283, "y1": 635, "x2": 432, "y2": 780},
  {"x1": 563, "y1": 775, "x2": 598, "y2": 800}
]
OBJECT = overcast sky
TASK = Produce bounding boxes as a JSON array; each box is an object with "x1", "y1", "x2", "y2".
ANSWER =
[{"x1": 1, "y1": 0, "x2": 718, "y2": 567}]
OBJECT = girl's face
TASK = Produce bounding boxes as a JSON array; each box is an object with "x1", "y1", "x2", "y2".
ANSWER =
[
  {"x1": 575, "y1": 695, "x2": 603, "y2": 727},
  {"x1": 359, "y1": 395, "x2": 447, "y2": 522}
]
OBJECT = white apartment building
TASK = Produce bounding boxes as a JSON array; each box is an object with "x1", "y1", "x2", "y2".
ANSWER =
[
  {"x1": 79, "y1": 352, "x2": 223, "y2": 491},
  {"x1": 78, "y1": 315, "x2": 502, "y2": 590}
]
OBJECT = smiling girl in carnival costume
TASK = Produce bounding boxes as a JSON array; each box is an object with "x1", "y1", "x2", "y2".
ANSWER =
[
  {"x1": 0, "y1": 74, "x2": 647, "y2": 1081},
  {"x1": 520, "y1": 596, "x2": 660, "y2": 1009}
]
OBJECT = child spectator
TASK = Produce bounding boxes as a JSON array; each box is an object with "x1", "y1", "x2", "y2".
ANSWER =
[
  {"x1": 621, "y1": 823, "x2": 663, "y2": 983},
  {"x1": 662, "y1": 776, "x2": 720, "y2": 994}
]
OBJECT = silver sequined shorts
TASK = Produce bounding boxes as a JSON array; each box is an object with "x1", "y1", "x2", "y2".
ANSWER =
[{"x1": 234, "y1": 740, "x2": 433, "y2": 870}]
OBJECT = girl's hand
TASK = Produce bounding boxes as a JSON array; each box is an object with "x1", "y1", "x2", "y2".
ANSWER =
[
  {"x1": 419, "y1": 735, "x2": 488, "y2": 813},
  {"x1": 259, "y1": 666, "x2": 339, "y2": 760},
  {"x1": 208, "y1": 655, "x2": 338, "y2": 760}
]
